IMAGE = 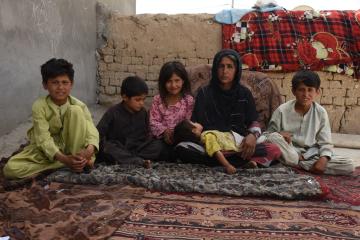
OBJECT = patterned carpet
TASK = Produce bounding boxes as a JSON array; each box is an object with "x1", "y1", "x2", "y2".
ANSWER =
[
  {"x1": 0, "y1": 182, "x2": 145, "y2": 240},
  {"x1": 1, "y1": 154, "x2": 358, "y2": 239},
  {"x1": 298, "y1": 167, "x2": 360, "y2": 206},
  {"x1": 111, "y1": 191, "x2": 360, "y2": 240}
]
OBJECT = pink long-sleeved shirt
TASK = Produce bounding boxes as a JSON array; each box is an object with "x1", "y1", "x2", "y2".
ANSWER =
[{"x1": 149, "y1": 94, "x2": 194, "y2": 138}]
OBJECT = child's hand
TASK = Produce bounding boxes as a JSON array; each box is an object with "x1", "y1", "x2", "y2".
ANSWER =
[
  {"x1": 69, "y1": 155, "x2": 88, "y2": 172},
  {"x1": 310, "y1": 156, "x2": 328, "y2": 174},
  {"x1": 76, "y1": 145, "x2": 95, "y2": 161},
  {"x1": 280, "y1": 131, "x2": 292, "y2": 144},
  {"x1": 56, "y1": 153, "x2": 87, "y2": 172},
  {"x1": 225, "y1": 165, "x2": 237, "y2": 174},
  {"x1": 85, "y1": 159, "x2": 95, "y2": 169},
  {"x1": 163, "y1": 129, "x2": 174, "y2": 145}
]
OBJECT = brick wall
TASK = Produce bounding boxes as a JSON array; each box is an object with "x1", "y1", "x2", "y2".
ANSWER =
[{"x1": 96, "y1": 13, "x2": 360, "y2": 134}]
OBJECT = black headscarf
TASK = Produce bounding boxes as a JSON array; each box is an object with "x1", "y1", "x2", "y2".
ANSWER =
[
  {"x1": 192, "y1": 49, "x2": 258, "y2": 134},
  {"x1": 210, "y1": 49, "x2": 242, "y2": 90},
  {"x1": 210, "y1": 49, "x2": 243, "y2": 127}
]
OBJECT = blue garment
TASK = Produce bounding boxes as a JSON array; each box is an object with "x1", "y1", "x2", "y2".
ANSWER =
[
  {"x1": 214, "y1": 6, "x2": 285, "y2": 24},
  {"x1": 215, "y1": 9, "x2": 252, "y2": 24}
]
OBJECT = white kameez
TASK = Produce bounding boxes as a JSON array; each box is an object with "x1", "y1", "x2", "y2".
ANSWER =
[{"x1": 265, "y1": 100, "x2": 354, "y2": 175}]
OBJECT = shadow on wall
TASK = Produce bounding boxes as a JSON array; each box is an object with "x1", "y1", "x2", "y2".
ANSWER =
[{"x1": 0, "y1": 0, "x2": 135, "y2": 137}]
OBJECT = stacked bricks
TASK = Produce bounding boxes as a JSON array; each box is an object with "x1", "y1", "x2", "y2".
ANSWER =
[
  {"x1": 96, "y1": 13, "x2": 360, "y2": 133},
  {"x1": 97, "y1": 41, "x2": 215, "y2": 105}
]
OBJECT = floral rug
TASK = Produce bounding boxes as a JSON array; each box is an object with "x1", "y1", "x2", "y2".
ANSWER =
[{"x1": 111, "y1": 191, "x2": 360, "y2": 240}]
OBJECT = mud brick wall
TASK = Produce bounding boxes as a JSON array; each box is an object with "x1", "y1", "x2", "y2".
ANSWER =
[
  {"x1": 97, "y1": 14, "x2": 220, "y2": 105},
  {"x1": 97, "y1": 13, "x2": 360, "y2": 134}
]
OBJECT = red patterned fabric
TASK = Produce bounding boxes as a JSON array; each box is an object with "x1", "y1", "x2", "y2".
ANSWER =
[
  {"x1": 222, "y1": 10, "x2": 360, "y2": 77},
  {"x1": 296, "y1": 167, "x2": 360, "y2": 206}
]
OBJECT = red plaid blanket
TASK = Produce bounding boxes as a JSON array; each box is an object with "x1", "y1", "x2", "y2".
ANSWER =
[{"x1": 222, "y1": 10, "x2": 360, "y2": 77}]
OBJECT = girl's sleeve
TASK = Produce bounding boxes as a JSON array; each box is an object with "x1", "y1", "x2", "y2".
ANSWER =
[
  {"x1": 31, "y1": 102, "x2": 60, "y2": 161},
  {"x1": 149, "y1": 96, "x2": 167, "y2": 138},
  {"x1": 185, "y1": 95, "x2": 195, "y2": 120}
]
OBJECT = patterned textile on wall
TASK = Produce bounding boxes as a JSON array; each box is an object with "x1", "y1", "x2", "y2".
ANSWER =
[
  {"x1": 222, "y1": 9, "x2": 360, "y2": 77},
  {"x1": 111, "y1": 191, "x2": 360, "y2": 240},
  {"x1": 46, "y1": 163, "x2": 323, "y2": 200}
]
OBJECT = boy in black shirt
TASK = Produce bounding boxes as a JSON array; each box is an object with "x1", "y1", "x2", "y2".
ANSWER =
[{"x1": 97, "y1": 76, "x2": 163, "y2": 168}]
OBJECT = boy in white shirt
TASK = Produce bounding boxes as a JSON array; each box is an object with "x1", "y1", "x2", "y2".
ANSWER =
[{"x1": 266, "y1": 70, "x2": 354, "y2": 175}]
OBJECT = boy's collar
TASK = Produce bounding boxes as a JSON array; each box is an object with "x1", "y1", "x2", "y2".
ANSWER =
[
  {"x1": 47, "y1": 95, "x2": 70, "y2": 107},
  {"x1": 292, "y1": 99, "x2": 314, "y2": 116},
  {"x1": 120, "y1": 101, "x2": 143, "y2": 114}
]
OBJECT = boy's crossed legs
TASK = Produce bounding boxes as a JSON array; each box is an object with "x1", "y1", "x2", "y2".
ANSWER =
[
  {"x1": 4, "y1": 105, "x2": 95, "y2": 179},
  {"x1": 264, "y1": 132, "x2": 354, "y2": 175},
  {"x1": 98, "y1": 138, "x2": 165, "y2": 168}
]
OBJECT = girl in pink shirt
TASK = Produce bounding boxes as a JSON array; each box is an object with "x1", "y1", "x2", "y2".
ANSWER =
[{"x1": 149, "y1": 61, "x2": 194, "y2": 145}]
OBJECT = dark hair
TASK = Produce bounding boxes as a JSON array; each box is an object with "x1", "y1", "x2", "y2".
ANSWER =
[
  {"x1": 292, "y1": 70, "x2": 321, "y2": 91},
  {"x1": 121, "y1": 76, "x2": 148, "y2": 97},
  {"x1": 173, "y1": 120, "x2": 200, "y2": 145},
  {"x1": 41, "y1": 58, "x2": 74, "y2": 83},
  {"x1": 158, "y1": 61, "x2": 191, "y2": 103}
]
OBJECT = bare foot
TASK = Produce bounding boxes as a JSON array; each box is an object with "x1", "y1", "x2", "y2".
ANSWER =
[
  {"x1": 310, "y1": 157, "x2": 328, "y2": 174},
  {"x1": 143, "y1": 160, "x2": 152, "y2": 169},
  {"x1": 244, "y1": 160, "x2": 258, "y2": 169},
  {"x1": 225, "y1": 165, "x2": 237, "y2": 174}
]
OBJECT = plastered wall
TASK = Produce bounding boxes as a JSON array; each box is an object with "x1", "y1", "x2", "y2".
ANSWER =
[{"x1": 0, "y1": 0, "x2": 135, "y2": 137}]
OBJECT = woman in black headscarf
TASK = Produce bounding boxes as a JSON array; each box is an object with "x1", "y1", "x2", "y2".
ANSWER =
[{"x1": 191, "y1": 49, "x2": 280, "y2": 164}]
